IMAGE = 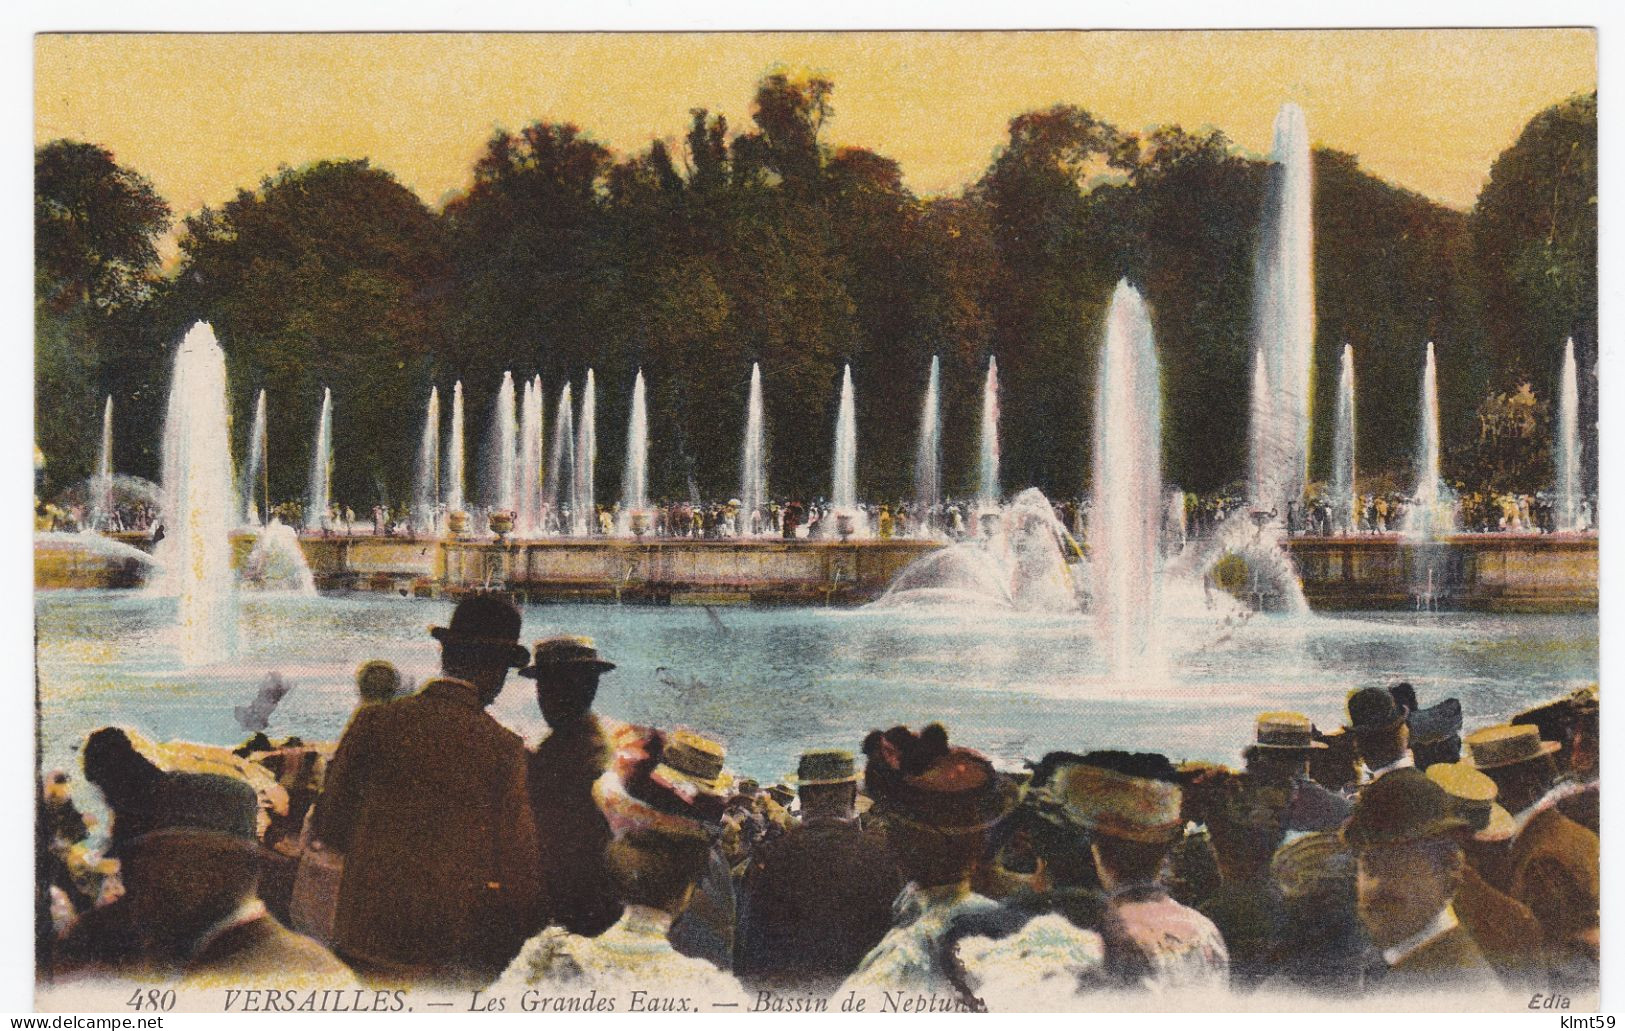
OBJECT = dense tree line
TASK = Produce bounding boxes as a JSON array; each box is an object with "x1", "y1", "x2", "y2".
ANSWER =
[{"x1": 34, "y1": 80, "x2": 1597, "y2": 511}]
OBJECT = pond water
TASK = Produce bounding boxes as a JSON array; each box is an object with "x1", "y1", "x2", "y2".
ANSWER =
[{"x1": 36, "y1": 591, "x2": 1598, "y2": 804}]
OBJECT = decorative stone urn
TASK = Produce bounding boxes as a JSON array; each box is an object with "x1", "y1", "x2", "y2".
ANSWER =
[
  {"x1": 629, "y1": 511, "x2": 650, "y2": 538},
  {"x1": 980, "y1": 512, "x2": 1002, "y2": 538},
  {"x1": 446, "y1": 510, "x2": 469, "y2": 536},
  {"x1": 488, "y1": 510, "x2": 516, "y2": 540},
  {"x1": 836, "y1": 513, "x2": 855, "y2": 541}
]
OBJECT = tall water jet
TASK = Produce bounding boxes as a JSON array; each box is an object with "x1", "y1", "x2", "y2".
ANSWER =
[
  {"x1": 154, "y1": 323, "x2": 237, "y2": 665},
  {"x1": 1403, "y1": 342, "x2": 1454, "y2": 539},
  {"x1": 1090, "y1": 282, "x2": 1163, "y2": 675},
  {"x1": 241, "y1": 389, "x2": 268, "y2": 527},
  {"x1": 1248, "y1": 349, "x2": 1274, "y2": 508},
  {"x1": 978, "y1": 357, "x2": 1000, "y2": 509},
  {"x1": 619, "y1": 369, "x2": 648, "y2": 533},
  {"x1": 517, "y1": 376, "x2": 543, "y2": 535},
  {"x1": 740, "y1": 362, "x2": 767, "y2": 533},
  {"x1": 445, "y1": 380, "x2": 466, "y2": 515},
  {"x1": 304, "y1": 387, "x2": 333, "y2": 532},
  {"x1": 485, "y1": 371, "x2": 518, "y2": 515},
  {"x1": 1250, "y1": 102, "x2": 1316, "y2": 517},
  {"x1": 1555, "y1": 337, "x2": 1581, "y2": 531},
  {"x1": 546, "y1": 382, "x2": 575, "y2": 535},
  {"x1": 832, "y1": 364, "x2": 857, "y2": 512},
  {"x1": 911, "y1": 355, "x2": 942, "y2": 534},
  {"x1": 575, "y1": 370, "x2": 597, "y2": 534},
  {"x1": 413, "y1": 386, "x2": 440, "y2": 532},
  {"x1": 91, "y1": 396, "x2": 114, "y2": 530},
  {"x1": 1330, "y1": 344, "x2": 1357, "y2": 534}
]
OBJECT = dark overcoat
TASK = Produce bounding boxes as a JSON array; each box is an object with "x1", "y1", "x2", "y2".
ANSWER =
[{"x1": 315, "y1": 678, "x2": 542, "y2": 979}]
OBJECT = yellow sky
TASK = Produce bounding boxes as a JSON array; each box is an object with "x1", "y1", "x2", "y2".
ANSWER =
[{"x1": 36, "y1": 30, "x2": 1594, "y2": 235}]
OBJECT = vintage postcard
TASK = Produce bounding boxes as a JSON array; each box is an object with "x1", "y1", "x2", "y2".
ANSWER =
[{"x1": 31, "y1": 27, "x2": 1598, "y2": 1014}]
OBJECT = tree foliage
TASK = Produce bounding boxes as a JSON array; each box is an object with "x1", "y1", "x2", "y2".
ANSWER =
[{"x1": 35, "y1": 81, "x2": 1597, "y2": 511}]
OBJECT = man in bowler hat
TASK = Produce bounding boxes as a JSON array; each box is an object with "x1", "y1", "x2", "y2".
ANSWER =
[
  {"x1": 314, "y1": 593, "x2": 542, "y2": 984},
  {"x1": 1347, "y1": 687, "x2": 1415, "y2": 788},
  {"x1": 1342, "y1": 769, "x2": 1497, "y2": 993}
]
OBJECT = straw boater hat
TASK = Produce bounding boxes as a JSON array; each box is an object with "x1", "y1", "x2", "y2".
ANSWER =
[
  {"x1": 1253, "y1": 711, "x2": 1329, "y2": 751},
  {"x1": 790, "y1": 748, "x2": 859, "y2": 788},
  {"x1": 518, "y1": 634, "x2": 616, "y2": 679},
  {"x1": 1053, "y1": 762, "x2": 1184, "y2": 845},
  {"x1": 1340, "y1": 768, "x2": 1469, "y2": 849},
  {"x1": 594, "y1": 726, "x2": 732, "y2": 838},
  {"x1": 861, "y1": 724, "x2": 1017, "y2": 834},
  {"x1": 1270, "y1": 830, "x2": 1355, "y2": 901},
  {"x1": 428, "y1": 594, "x2": 529, "y2": 668},
  {"x1": 1426, "y1": 761, "x2": 1515, "y2": 842},
  {"x1": 1464, "y1": 723, "x2": 1561, "y2": 770}
]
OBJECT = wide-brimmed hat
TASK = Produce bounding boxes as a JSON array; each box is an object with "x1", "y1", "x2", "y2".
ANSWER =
[
  {"x1": 791, "y1": 748, "x2": 858, "y2": 787},
  {"x1": 1347, "y1": 686, "x2": 1406, "y2": 734},
  {"x1": 109, "y1": 771, "x2": 260, "y2": 857},
  {"x1": 1253, "y1": 711, "x2": 1329, "y2": 751},
  {"x1": 1054, "y1": 762, "x2": 1184, "y2": 845},
  {"x1": 1340, "y1": 768, "x2": 1470, "y2": 848},
  {"x1": 428, "y1": 594, "x2": 528, "y2": 668},
  {"x1": 651, "y1": 729, "x2": 733, "y2": 798},
  {"x1": 518, "y1": 634, "x2": 616, "y2": 678},
  {"x1": 1271, "y1": 830, "x2": 1355, "y2": 900},
  {"x1": 595, "y1": 725, "x2": 728, "y2": 838},
  {"x1": 1409, "y1": 698, "x2": 1464, "y2": 745},
  {"x1": 1465, "y1": 723, "x2": 1561, "y2": 770},
  {"x1": 862, "y1": 724, "x2": 1017, "y2": 834},
  {"x1": 1426, "y1": 761, "x2": 1515, "y2": 842}
]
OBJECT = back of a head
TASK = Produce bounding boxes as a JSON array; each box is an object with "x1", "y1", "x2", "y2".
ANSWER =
[
  {"x1": 83, "y1": 727, "x2": 162, "y2": 800},
  {"x1": 1074, "y1": 750, "x2": 1181, "y2": 885},
  {"x1": 356, "y1": 660, "x2": 401, "y2": 704},
  {"x1": 606, "y1": 826, "x2": 713, "y2": 912}
]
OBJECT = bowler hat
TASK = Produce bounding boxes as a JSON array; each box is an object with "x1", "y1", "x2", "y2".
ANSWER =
[
  {"x1": 1465, "y1": 723, "x2": 1560, "y2": 771},
  {"x1": 110, "y1": 772, "x2": 260, "y2": 856},
  {"x1": 1426, "y1": 761, "x2": 1515, "y2": 842},
  {"x1": 428, "y1": 594, "x2": 529, "y2": 668},
  {"x1": 518, "y1": 634, "x2": 616, "y2": 678},
  {"x1": 1253, "y1": 711, "x2": 1329, "y2": 751},
  {"x1": 1340, "y1": 768, "x2": 1469, "y2": 848},
  {"x1": 1347, "y1": 686, "x2": 1406, "y2": 734},
  {"x1": 793, "y1": 748, "x2": 858, "y2": 787}
]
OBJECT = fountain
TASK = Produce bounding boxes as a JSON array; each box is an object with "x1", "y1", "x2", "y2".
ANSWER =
[
  {"x1": 240, "y1": 519, "x2": 316, "y2": 594},
  {"x1": 304, "y1": 387, "x2": 333, "y2": 533},
  {"x1": 913, "y1": 356, "x2": 941, "y2": 535},
  {"x1": 413, "y1": 386, "x2": 440, "y2": 533},
  {"x1": 518, "y1": 376, "x2": 543, "y2": 536},
  {"x1": 1403, "y1": 342, "x2": 1455, "y2": 539},
  {"x1": 575, "y1": 370, "x2": 597, "y2": 534},
  {"x1": 1555, "y1": 337, "x2": 1581, "y2": 531},
  {"x1": 1248, "y1": 349, "x2": 1274, "y2": 510},
  {"x1": 619, "y1": 369, "x2": 649, "y2": 535},
  {"x1": 241, "y1": 389, "x2": 268, "y2": 527},
  {"x1": 1250, "y1": 102, "x2": 1315, "y2": 518},
  {"x1": 1330, "y1": 344, "x2": 1356, "y2": 534},
  {"x1": 153, "y1": 322, "x2": 237, "y2": 665},
  {"x1": 546, "y1": 382, "x2": 575, "y2": 535},
  {"x1": 90, "y1": 396, "x2": 114, "y2": 531},
  {"x1": 741, "y1": 362, "x2": 767, "y2": 534},
  {"x1": 486, "y1": 371, "x2": 517, "y2": 519},
  {"x1": 445, "y1": 380, "x2": 466, "y2": 518},
  {"x1": 832, "y1": 364, "x2": 858, "y2": 519},
  {"x1": 1090, "y1": 281, "x2": 1165, "y2": 674},
  {"x1": 978, "y1": 356, "x2": 1000, "y2": 510}
]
